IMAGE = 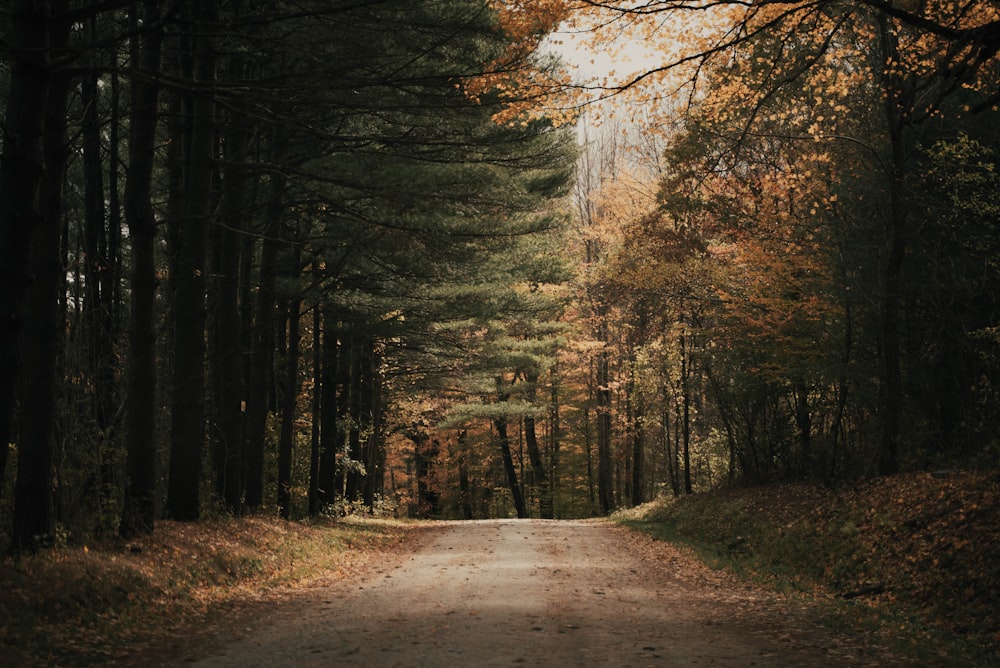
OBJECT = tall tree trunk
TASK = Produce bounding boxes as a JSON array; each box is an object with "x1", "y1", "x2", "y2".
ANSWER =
[
  {"x1": 108, "y1": 68, "x2": 123, "y2": 326},
  {"x1": 308, "y1": 306, "x2": 323, "y2": 516},
  {"x1": 457, "y1": 430, "x2": 474, "y2": 520},
  {"x1": 878, "y1": 16, "x2": 906, "y2": 476},
  {"x1": 12, "y1": 16, "x2": 69, "y2": 551},
  {"x1": 0, "y1": 0, "x2": 55, "y2": 499},
  {"x1": 631, "y1": 395, "x2": 645, "y2": 507},
  {"x1": 523, "y1": 372, "x2": 552, "y2": 519},
  {"x1": 167, "y1": 0, "x2": 217, "y2": 521},
  {"x1": 345, "y1": 330, "x2": 363, "y2": 502},
  {"x1": 277, "y1": 281, "x2": 302, "y2": 519},
  {"x1": 548, "y1": 370, "x2": 561, "y2": 518},
  {"x1": 81, "y1": 35, "x2": 118, "y2": 514},
  {"x1": 584, "y1": 403, "x2": 595, "y2": 508},
  {"x1": 318, "y1": 308, "x2": 339, "y2": 507},
  {"x1": 332, "y1": 323, "x2": 352, "y2": 500},
  {"x1": 596, "y1": 322, "x2": 615, "y2": 513},
  {"x1": 211, "y1": 43, "x2": 250, "y2": 514},
  {"x1": 244, "y1": 156, "x2": 284, "y2": 511},
  {"x1": 412, "y1": 430, "x2": 439, "y2": 517},
  {"x1": 121, "y1": 0, "x2": 164, "y2": 538},
  {"x1": 680, "y1": 331, "x2": 692, "y2": 494},
  {"x1": 661, "y1": 397, "x2": 680, "y2": 496},
  {"x1": 494, "y1": 416, "x2": 528, "y2": 518},
  {"x1": 627, "y1": 341, "x2": 644, "y2": 507},
  {"x1": 523, "y1": 413, "x2": 552, "y2": 519},
  {"x1": 81, "y1": 62, "x2": 106, "y2": 402},
  {"x1": 360, "y1": 339, "x2": 384, "y2": 510}
]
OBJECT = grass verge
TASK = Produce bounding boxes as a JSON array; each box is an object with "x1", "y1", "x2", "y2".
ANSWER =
[
  {"x1": 0, "y1": 515, "x2": 422, "y2": 666},
  {"x1": 614, "y1": 471, "x2": 1000, "y2": 666}
]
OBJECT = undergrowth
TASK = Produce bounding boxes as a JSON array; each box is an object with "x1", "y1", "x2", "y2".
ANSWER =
[
  {"x1": 0, "y1": 515, "x2": 417, "y2": 666},
  {"x1": 615, "y1": 470, "x2": 1000, "y2": 666}
]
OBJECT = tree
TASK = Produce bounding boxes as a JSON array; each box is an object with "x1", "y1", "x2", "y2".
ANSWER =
[
  {"x1": 120, "y1": 0, "x2": 165, "y2": 538},
  {"x1": 165, "y1": 0, "x2": 218, "y2": 521},
  {"x1": 432, "y1": 225, "x2": 574, "y2": 518},
  {"x1": 480, "y1": 0, "x2": 1000, "y2": 486},
  {"x1": 907, "y1": 132, "x2": 1000, "y2": 458},
  {"x1": 10, "y1": 0, "x2": 71, "y2": 552},
  {"x1": 0, "y1": 0, "x2": 59, "y2": 510},
  {"x1": 243, "y1": 138, "x2": 286, "y2": 512},
  {"x1": 276, "y1": 246, "x2": 304, "y2": 519},
  {"x1": 209, "y1": 1, "x2": 253, "y2": 514},
  {"x1": 0, "y1": 0, "x2": 582, "y2": 543}
]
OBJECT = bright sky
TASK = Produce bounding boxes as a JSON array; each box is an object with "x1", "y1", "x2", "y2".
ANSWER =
[
  {"x1": 542, "y1": 24, "x2": 683, "y2": 136},
  {"x1": 544, "y1": 28, "x2": 662, "y2": 84}
]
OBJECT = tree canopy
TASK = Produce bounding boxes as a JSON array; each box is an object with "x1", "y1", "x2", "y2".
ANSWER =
[{"x1": 1, "y1": 0, "x2": 998, "y2": 551}]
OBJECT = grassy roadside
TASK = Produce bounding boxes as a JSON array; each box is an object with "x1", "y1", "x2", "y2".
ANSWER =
[
  {"x1": 614, "y1": 470, "x2": 1000, "y2": 666},
  {"x1": 0, "y1": 515, "x2": 425, "y2": 666}
]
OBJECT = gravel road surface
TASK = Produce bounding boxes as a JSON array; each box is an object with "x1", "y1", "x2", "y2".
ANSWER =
[{"x1": 156, "y1": 519, "x2": 897, "y2": 667}]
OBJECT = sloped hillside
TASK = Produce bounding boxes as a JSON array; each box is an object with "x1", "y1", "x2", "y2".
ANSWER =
[{"x1": 617, "y1": 470, "x2": 1000, "y2": 665}]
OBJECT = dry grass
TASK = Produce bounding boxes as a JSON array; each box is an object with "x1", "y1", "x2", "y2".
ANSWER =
[
  {"x1": 0, "y1": 515, "x2": 427, "y2": 666},
  {"x1": 617, "y1": 470, "x2": 1000, "y2": 665},
  {"x1": 6, "y1": 471, "x2": 997, "y2": 665}
]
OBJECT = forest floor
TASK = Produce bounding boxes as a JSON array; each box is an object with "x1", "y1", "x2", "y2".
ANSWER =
[
  {"x1": 615, "y1": 469, "x2": 1000, "y2": 665},
  {"x1": 0, "y1": 470, "x2": 996, "y2": 666}
]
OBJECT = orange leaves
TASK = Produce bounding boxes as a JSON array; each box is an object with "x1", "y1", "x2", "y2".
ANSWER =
[
  {"x1": 459, "y1": 1, "x2": 580, "y2": 127},
  {"x1": 0, "y1": 517, "x2": 423, "y2": 665},
  {"x1": 487, "y1": 0, "x2": 572, "y2": 42},
  {"x1": 630, "y1": 471, "x2": 1000, "y2": 658},
  {"x1": 474, "y1": 0, "x2": 1000, "y2": 133}
]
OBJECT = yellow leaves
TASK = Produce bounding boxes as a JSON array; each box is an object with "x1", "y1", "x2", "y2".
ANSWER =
[
  {"x1": 488, "y1": 0, "x2": 572, "y2": 42},
  {"x1": 477, "y1": 0, "x2": 730, "y2": 127},
  {"x1": 482, "y1": 0, "x2": 1000, "y2": 131}
]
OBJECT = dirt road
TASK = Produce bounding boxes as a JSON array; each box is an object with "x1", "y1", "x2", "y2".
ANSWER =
[{"x1": 160, "y1": 519, "x2": 898, "y2": 667}]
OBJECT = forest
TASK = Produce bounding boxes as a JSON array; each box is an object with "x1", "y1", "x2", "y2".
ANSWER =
[{"x1": 1, "y1": 0, "x2": 998, "y2": 554}]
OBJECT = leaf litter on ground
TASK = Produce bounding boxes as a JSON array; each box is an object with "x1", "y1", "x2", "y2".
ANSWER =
[
  {"x1": 3, "y1": 471, "x2": 997, "y2": 666},
  {"x1": 616, "y1": 470, "x2": 1000, "y2": 665},
  {"x1": 0, "y1": 515, "x2": 433, "y2": 666}
]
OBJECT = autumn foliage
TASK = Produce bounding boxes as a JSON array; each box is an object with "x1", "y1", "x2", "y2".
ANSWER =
[
  {"x1": 457, "y1": 0, "x2": 1000, "y2": 497},
  {"x1": 2, "y1": 0, "x2": 999, "y2": 570}
]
